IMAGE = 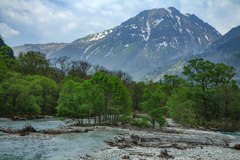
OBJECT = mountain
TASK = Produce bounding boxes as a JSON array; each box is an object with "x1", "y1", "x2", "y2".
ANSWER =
[
  {"x1": 205, "y1": 25, "x2": 240, "y2": 52},
  {"x1": 142, "y1": 28, "x2": 240, "y2": 81},
  {"x1": 13, "y1": 7, "x2": 221, "y2": 81},
  {"x1": 12, "y1": 43, "x2": 70, "y2": 57},
  {"x1": 222, "y1": 51, "x2": 240, "y2": 78}
]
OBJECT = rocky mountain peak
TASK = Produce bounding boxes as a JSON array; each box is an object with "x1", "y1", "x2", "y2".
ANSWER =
[{"x1": 13, "y1": 7, "x2": 223, "y2": 81}]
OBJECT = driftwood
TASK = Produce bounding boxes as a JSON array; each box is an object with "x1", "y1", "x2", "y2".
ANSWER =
[
  {"x1": 158, "y1": 149, "x2": 174, "y2": 159},
  {"x1": 0, "y1": 123, "x2": 36, "y2": 136},
  {"x1": 0, "y1": 128, "x2": 14, "y2": 134}
]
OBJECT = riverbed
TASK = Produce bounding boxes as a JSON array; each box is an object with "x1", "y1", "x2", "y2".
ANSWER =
[
  {"x1": 0, "y1": 118, "x2": 127, "y2": 160},
  {"x1": 0, "y1": 118, "x2": 240, "y2": 160}
]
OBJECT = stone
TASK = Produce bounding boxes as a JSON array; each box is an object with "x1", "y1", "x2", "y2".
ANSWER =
[
  {"x1": 233, "y1": 144, "x2": 240, "y2": 150},
  {"x1": 121, "y1": 155, "x2": 129, "y2": 159}
]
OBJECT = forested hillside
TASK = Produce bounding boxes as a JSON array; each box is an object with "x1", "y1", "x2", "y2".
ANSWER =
[{"x1": 2, "y1": 42, "x2": 240, "y2": 131}]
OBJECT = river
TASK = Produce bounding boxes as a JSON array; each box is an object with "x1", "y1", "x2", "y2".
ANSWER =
[
  {"x1": 0, "y1": 118, "x2": 129, "y2": 160},
  {"x1": 0, "y1": 118, "x2": 239, "y2": 159}
]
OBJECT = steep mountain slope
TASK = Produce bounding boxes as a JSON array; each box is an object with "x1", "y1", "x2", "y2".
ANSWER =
[
  {"x1": 143, "y1": 33, "x2": 240, "y2": 81},
  {"x1": 205, "y1": 25, "x2": 240, "y2": 52},
  {"x1": 13, "y1": 7, "x2": 221, "y2": 81},
  {"x1": 222, "y1": 51, "x2": 240, "y2": 79}
]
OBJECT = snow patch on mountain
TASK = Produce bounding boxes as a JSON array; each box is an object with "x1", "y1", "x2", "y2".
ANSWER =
[
  {"x1": 88, "y1": 29, "x2": 113, "y2": 41},
  {"x1": 178, "y1": 28, "x2": 182, "y2": 34},
  {"x1": 104, "y1": 47, "x2": 113, "y2": 57},
  {"x1": 130, "y1": 24, "x2": 138, "y2": 29},
  {"x1": 152, "y1": 16, "x2": 164, "y2": 28},
  {"x1": 195, "y1": 23, "x2": 203, "y2": 29},
  {"x1": 159, "y1": 41, "x2": 168, "y2": 47},
  {"x1": 141, "y1": 21, "x2": 151, "y2": 41},
  {"x1": 206, "y1": 42, "x2": 212, "y2": 48},
  {"x1": 86, "y1": 47, "x2": 99, "y2": 59},
  {"x1": 198, "y1": 37, "x2": 201, "y2": 44},
  {"x1": 84, "y1": 44, "x2": 93, "y2": 54},
  {"x1": 175, "y1": 16, "x2": 181, "y2": 27},
  {"x1": 205, "y1": 35, "x2": 209, "y2": 41},
  {"x1": 174, "y1": 37, "x2": 178, "y2": 46},
  {"x1": 186, "y1": 28, "x2": 192, "y2": 36},
  {"x1": 172, "y1": 25, "x2": 177, "y2": 30},
  {"x1": 166, "y1": 8, "x2": 174, "y2": 18}
]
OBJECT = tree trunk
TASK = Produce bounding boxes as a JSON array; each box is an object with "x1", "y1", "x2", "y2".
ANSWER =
[
  {"x1": 94, "y1": 114, "x2": 96, "y2": 124},
  {"x1": 99, "y1": 114, "x2": 102, "y2": 124},
  {"x1": 152, "y1": 117, "x2": 155, "y2": 129},
  {"x1": 203, "y1": 98, "x2": 209, "y2": 121}
]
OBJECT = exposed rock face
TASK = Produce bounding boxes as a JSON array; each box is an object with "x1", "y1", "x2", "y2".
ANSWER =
[{"x1": 13, "y1": 7, "x2": 221, "y2": 81}]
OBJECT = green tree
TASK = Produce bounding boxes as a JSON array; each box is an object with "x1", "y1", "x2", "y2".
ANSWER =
[
  {"x1": 141, "y1": 88, "x2": 167, "y2": 128},
  {"x1": 56, "y1": 80, "x2": 88, "y2": 124},
  {"x1": 0, "y1": 46, "x2": 16, "y2": 69},
  {"x1": 30, "y1": 75, "x2": 59, "y2": 115},
  {"x1": 214, "y1": 84, "x2": 240, "y2": 131},
  {"x1": 16, "y1": 51, "x2": 51, "y2": 76},
  {"x1": 129, "y1": 81, "x2": 145, "y2": 111},
  {"x1": 0, "y1": 72, "x2": 35, "y2": 116},
  {"x1": 21, "y1": 94, "x2": 41, "y2": 117},
  {"x1": 182, "y1": 58, "x2": 217, "y2": 121},
  {"x1": 0, "y1": 59, "x2": 8, "y2": 82},
  {"x1": 91, "y1": 72, "x2": 132, "y2": 123}
]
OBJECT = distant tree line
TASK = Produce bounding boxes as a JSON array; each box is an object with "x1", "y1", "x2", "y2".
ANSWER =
[{"x1": 1, "y1": 45, "x2": 240, "y2": 131}]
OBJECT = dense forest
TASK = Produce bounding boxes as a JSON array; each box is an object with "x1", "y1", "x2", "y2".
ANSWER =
[{"x1": 1, "y1": 43, "x2": 240, "y2": 131}]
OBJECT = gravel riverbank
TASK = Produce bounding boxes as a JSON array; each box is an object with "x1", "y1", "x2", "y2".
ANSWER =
[
  {"x1": 80, "y1": 119, "x2": 240, "y2": 160},
  {"x1": 1, "y1": 118, "x2": 240, "y2": 159}
]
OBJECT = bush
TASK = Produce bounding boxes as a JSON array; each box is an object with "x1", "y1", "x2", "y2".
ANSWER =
[
  {"x1": 120, "y1": 116, "x2": 134, "y2": 124},
  {"x1": 120, "y1": 115, "x2": 152, "y2": 128}
]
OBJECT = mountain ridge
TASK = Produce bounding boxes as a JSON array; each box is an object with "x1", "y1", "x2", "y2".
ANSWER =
[
  {"x1": 142, "y1": 26, "x2": 240, "y2": 81},
  {"x1": 12, "y1": 7, "x2": 221, "y2": 81}
]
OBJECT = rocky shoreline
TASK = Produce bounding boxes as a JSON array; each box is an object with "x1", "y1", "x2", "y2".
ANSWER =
[
  {"x1": 1, "y1": 118, "x2": 240, "y2": 159},
  {"x1": 80, "y1": 119, "x2": 240, "y2": 160}
]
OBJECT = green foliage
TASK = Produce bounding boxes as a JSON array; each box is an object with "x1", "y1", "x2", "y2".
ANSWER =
[
  {"x1": 21, "y1": 95, "x2": 41, "y2": 116},
  {"x1": 30, "y1": 75, "x2": 59, "y2": 115},
  {"x1": 120, "y1": 116, "x2": 151, "y2": 128},
  {"x1": 165, "y1": 58, "x2": 239, "y2": 130},
  {"x1": 141, "y1": 88, "x2": 167, "y2": 128},
  {"x1": 56, "y1": 72, "x2": 132, "y2": 125},
  {"x1": 0, "y1": 46, "x2": 16, "y2": 69},
  {"x1": 1, "y1": 42, "x2": 239, "y2": 132},
  {"x1": 16, "y1": 51, "x2": 51, "y2": 77},
  {"x1": 91, "y1": 72, "x2": 132, "y2": 120},
  {"x1": 120, "y1": 116, "x2": 134, "y2": 124},
  {"x1": 136, "y1": 115, "x2": 152, "y2": 122},
  {"x1": 56, "y1": 80, "x2": 88, "y2": 124}
]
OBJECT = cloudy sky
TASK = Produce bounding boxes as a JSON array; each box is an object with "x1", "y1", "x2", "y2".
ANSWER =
[{"x1": 0, "y1": 0, "x2": 240, "y2": 47}]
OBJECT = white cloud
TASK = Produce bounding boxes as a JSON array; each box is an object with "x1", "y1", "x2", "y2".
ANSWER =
[
  {"x1": 0, "y1": 0, "x2": 239, "y2": 46},
  {"x1": 0, "y1": 23, "x2": 20, "y2": 38},
  {"x1": 87, "y1": 21, "x2": 103, "y2": 26}
]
